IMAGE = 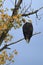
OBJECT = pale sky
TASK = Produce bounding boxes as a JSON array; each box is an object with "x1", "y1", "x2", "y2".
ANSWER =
[{"x1": 2, "y1": 0, "x2": 43, "y2": 65}]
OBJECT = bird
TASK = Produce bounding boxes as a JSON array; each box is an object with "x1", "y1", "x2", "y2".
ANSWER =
[{"x1": 22, "y1": 20, "x2": 33, "y2": 43}]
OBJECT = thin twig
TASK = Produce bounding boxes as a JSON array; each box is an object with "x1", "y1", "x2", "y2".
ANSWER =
[
  {"x1": 20, "y1": 4, "x2": 27, "y2": 13},
  {"x1": 24, "y1": 0, "x2": 32, "y2": 13},
  {"x1": 33, "y1": 32, "x2": 41, "y2": 36},
  {"x1": 21, "y1": 0, "x2": 32, "y2": 14},
  {"x1": 15, "y1": 0, "x2": 17, "y2": 8}
]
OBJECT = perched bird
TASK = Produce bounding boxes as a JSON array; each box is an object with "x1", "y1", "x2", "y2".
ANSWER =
[{"x1": 22, "y1": 20, "x2": 33, "y2": 43}]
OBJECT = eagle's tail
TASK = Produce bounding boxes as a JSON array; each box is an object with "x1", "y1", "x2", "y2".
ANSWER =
[{"x1": 26, "y1": 38, "x2": 30, "y2": 43}]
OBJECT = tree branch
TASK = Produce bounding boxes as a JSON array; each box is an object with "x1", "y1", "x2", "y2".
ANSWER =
[
  {"x1": 21, "y1": 0, "x2": 32, "y2": 13},
  {"x1": 0, "y1": 32, "x2": 41, "y2": 51},
  {"x1": 0, "y1": 0, "x2": 22, "y2": 45},
  {"x1": 24, "y1": 0, "x2": 32, "y2": 14},
  {"x1": 22, "y1": 7, "x2": 43, "y2": 16},
  {"x1": 12, "y1": 0, "x2": 22, "y2": 15},
  {"x1": 15, "y1": 0, "x2": 17, "y2": 7}
]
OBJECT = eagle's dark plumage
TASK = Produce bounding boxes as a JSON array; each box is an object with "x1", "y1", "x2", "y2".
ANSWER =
[{"x1": 22, "y1": 21, "x2": 33, "y2": 43}]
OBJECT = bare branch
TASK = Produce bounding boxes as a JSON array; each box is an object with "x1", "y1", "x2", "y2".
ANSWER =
[
  {"x1": 12, "y1": 0, "x2": 22, "y2": 15},
  {"x1": 15, "y1": 0, "x2": 22, "y2": 9},
  {"x1": 0, "y1": 44, "x2": 10, "y2": 51},
  {"x1": 0, "y1": 32, "x2": 41, "y2": 51},
  {"x1": 15, "y1": 0, "x2": 17, "y2": 7},
  {"x1": 6, "y1": 32, "x2": 41, "y2": 46},
  {"x1": 22, "y1": 7, "x2": 43, "y2": 16}
]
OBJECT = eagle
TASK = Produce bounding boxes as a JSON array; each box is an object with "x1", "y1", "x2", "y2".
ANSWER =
[{"x1": 22, "y1": 20, "x2": 33, "y2": 43}]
